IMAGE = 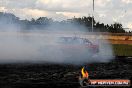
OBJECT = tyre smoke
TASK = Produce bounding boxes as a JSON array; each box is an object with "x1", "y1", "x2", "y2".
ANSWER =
[{"x1": 0, "y1": 20, "x2": 114, "y2": 65}]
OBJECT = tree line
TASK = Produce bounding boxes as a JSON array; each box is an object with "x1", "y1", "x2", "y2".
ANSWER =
[{"x1": 0, "y1": 12, "x2": 130, "y2": 33}]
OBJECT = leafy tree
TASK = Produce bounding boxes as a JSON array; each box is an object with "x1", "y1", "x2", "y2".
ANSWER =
[
  {"x1": 36, "y1": 17, "x2": 53, "y2": 25},
  {"x1": 108, "y1": 23, "x2": 125, "y2": 33},
  {"x1": 0, "y1": 12, "x2": 128, "y2": 33}
]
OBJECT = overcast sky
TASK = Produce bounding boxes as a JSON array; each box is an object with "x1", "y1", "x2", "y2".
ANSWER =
[{"x1": 0, "y1": 0, "x2": 132, "y2": 30}]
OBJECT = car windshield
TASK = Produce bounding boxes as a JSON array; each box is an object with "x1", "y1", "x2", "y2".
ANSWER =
[{"x1": 57, "y1": 37, "x2": 92, "y2": 45}]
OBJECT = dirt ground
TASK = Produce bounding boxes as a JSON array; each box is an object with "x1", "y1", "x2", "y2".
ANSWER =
[
  {"x1": 0, "y1": 56, "x2": 131, "y2": 88},
  {"x1": 108, "y1": 40, "x2": 132, "y2": 44}
]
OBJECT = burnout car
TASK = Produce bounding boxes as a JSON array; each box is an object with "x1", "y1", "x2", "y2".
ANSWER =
[
  {"x1": 57, "y1": 37, "x2": 99, "y2": 54},
  {"x1": 42, "y1": 36, "x2": 99, "y2": 63}
]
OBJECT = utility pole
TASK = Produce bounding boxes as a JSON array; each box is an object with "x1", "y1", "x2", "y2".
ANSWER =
[{"x1": 92, "y1": 0, "x2": 94, "y2": 32}]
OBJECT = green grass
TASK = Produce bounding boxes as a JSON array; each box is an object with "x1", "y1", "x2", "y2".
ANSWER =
[{"x1": 112, "y1": 44, "x2": 132, "y2": 56}]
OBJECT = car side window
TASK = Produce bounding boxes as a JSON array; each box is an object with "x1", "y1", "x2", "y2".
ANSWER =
[
  {"x1": 58, "y1": 37, "x2": 92, "y2": 45},
  {"x1": 83, "y1": 39, "x2": 92, "y2": 45}
]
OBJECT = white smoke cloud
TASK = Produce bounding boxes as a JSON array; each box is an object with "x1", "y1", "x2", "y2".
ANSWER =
[{"x1": 0, "y1": 19, "x2": 114, "y2": 65}]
